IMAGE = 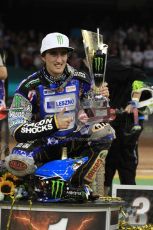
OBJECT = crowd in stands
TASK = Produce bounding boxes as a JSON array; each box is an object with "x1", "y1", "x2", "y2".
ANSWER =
[
  {"x1": 1, "y1": 18, "x2": 153, "y2": 76},
  {"x1": 70, "y1": 24, "x2": 153, "y2": 77}
]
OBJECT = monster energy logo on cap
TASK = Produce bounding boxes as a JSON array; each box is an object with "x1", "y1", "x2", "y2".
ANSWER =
[
  {"x1": 51, "y1": 180, "x2": 65, "y2": 199},
  {"x1": 56, "y1": 35, "x2": 64, "y2": 45},
  {"x1": 40, "y1": 32, "x2": 74, "y2": 54}
]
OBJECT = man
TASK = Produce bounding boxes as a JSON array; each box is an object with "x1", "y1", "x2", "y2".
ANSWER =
[
  {"x1": 104, "y1": 49, "x2": 147, "y2": 195},
  {"x1": 0, "y1": 48, "x2": 9, "y2": 161},
  {"x1": 5, "y1": 32, "x2": 113, "y2": 201}
]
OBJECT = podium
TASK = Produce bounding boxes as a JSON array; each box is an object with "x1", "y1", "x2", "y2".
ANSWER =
[{"x1": 0, "y1": 200, "x2": 123, "y2": 230}]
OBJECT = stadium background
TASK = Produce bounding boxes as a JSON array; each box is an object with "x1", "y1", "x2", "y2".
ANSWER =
[{"x1": 0, "y1": 0, "x2": 153, "y2": 185}]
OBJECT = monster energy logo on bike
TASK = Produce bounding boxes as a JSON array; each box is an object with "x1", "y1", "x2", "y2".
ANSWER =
[
  {"x1": 56, "y1": 35, "x2": 64, "y2": 45},
  {"x1": 51, "y1": 180, "x2": 65, "y2": 199}
]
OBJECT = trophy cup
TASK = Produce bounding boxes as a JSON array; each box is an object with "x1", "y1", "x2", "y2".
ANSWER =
[{"x1": 81, "y1": 28, "x2": 111, "y2": 124}]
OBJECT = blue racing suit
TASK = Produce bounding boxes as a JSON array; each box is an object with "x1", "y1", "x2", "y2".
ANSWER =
[{"x1": 6, "y1": 64, "x2": 113, "y2": 186}]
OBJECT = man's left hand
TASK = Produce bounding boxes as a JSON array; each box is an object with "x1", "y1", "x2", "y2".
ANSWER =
[{"x1": 98, "y1": 82, "x2": 109, "y2": 98}]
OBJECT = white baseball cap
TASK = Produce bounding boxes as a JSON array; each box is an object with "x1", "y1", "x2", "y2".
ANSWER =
[{"x1": 40, "y1": 32, "x2": 74, "y2": 54}]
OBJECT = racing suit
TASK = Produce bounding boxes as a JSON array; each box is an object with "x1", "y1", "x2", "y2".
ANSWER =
[{"x1": 5, "y1": 64, "x2": 113, "y2": 187}]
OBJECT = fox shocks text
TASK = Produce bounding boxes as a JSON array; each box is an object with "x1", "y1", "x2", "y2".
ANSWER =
[{"x1": 21, "y1": 118, "x2": 53, "y2": 134}]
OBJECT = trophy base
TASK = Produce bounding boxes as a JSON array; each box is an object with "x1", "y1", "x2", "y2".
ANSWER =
[
  {"x1": 84, "y1": 107, "x2": 112, "y2": 124},
  {"x1": 81, "y1": 96, "x2": 114, "y2": 124}
]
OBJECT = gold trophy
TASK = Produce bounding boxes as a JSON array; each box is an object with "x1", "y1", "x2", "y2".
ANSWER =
[{"x1": 81, "y1": 28, "x2": 110, "y2": 123}]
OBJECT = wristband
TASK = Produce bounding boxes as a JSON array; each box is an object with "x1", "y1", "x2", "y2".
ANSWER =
[
  {"x1": 129, "y1": 100, "x2": 139, "y2": 108},
  {"x1": 132, "y1": 97, "x2": 139, "y2": 102}
]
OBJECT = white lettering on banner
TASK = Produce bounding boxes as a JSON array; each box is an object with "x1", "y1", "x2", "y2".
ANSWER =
[
  {"x1": 129, "y1": 197, "x2": 150, "y2": 225},
  {"x1": 48, "y1": 218, "x2": 68, "y2": 230}
]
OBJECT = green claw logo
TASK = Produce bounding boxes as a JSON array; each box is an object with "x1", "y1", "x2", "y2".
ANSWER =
[
  {"x1": 14, "y1": 95, "x2": 22, "y2": 107},
  {"x1": 51, "y1": 180, "x2": 65, "y2": 199},
  {"x1": 94, "y1": 57, "x2": 103, "y2": 73},
  {"x1": 56, "y1": 35, "x2": 64, "y2": 45}
]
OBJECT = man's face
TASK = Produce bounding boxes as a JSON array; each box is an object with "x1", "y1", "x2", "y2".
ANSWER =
[{"x1": 42, "y1": 48, "x2": 68, "y2": 77}]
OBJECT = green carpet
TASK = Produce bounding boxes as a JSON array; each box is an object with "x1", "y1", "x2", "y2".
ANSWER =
[{"x1": 113, "y1": 176, "x2": 153, "y2": 185}]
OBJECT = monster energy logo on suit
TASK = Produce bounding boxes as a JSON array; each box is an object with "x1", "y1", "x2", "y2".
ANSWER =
[
  {"x1": 56, "y1": 35, "x2": 64, "y2": 45},
  {"x1": 51, "y1": 180, "x2": 65, "y2": 199}
]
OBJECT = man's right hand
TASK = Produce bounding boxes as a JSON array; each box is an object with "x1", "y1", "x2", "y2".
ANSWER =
[{"x1": 55, "y1": 108, "x2": 73, "y2": 129}]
